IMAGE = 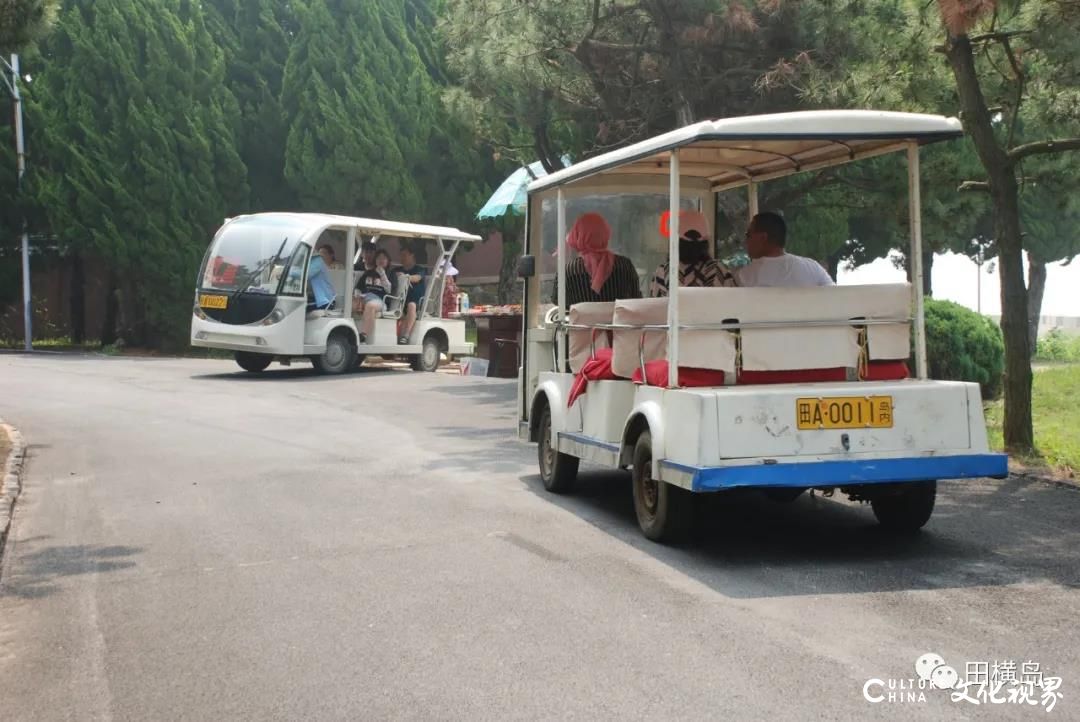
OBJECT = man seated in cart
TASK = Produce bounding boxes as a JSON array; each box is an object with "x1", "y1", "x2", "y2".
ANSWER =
[{"x1": 738, "y1": 212, "x2": 834, "y2": 288}]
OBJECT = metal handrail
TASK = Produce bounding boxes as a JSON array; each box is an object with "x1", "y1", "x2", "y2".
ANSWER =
[{"x1": 556, "y1": 317, "x2": 910, "y2": 332}]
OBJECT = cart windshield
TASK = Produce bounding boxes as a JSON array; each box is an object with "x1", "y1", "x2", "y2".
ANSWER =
[{"x1": 199, "y1": 216, "x2": 310, "y2": 295}]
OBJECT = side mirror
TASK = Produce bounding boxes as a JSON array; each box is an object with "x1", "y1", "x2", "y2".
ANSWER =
[{"x1": 516, "y1": 255, "x2": 536, "y2": 279}]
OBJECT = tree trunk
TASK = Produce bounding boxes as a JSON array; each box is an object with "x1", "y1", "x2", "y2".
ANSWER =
[
  {"x1": 992, "y1": 174, "x2": 1034, "y2": 451},
  {"x1": 497, "y1": 235, "x2": 521, "y2": 305},
  {"x1": 944, "y1": 33, "x2": 1034, "y2": 452},
  {"x1": 101, "y1": 271, "x2": 119, "y2": 346},
  {"x1": 1026, "y1": 253, "x2": 1047, "y2": 358},
  {"x1": 69, "y1": 252, "x2": 86, "y2": 345}
]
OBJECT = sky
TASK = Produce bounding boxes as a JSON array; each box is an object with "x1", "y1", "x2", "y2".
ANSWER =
[{"x1": 837, "y1": 251, "x2": 1080, "y2": 317}]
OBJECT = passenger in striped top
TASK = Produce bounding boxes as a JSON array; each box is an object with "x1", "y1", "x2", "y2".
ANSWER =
[
  {"x1": 649, "y1": 209, "x2": 738, "y2": 297},
  {"x1": 552, "y1": 212, "x2": 642, "y2": 307}
]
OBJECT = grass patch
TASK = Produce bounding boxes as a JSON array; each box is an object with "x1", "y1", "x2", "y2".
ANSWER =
[{"x1": 986, "y1": 363, "x2": 1080, "y2": 477}]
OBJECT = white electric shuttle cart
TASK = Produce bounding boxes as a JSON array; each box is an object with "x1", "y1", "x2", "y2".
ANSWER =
[
  {"x1": 191, "y1": 213, "x2": 479, "y2": 374},
  {"x1": 517, "y1": 110, "x2": 1008, "y2": 542}
]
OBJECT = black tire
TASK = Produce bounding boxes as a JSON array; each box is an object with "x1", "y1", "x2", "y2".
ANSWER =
[
  {"x1": 312, "y1": 330, "x2": 357, "y2": 375},
  {"x1": 537, "y1": 405, "x2": 579, "y2": 493},
  {"x1": 631, "y1": 431, "x2": 693, "y2": 543},
  {"x1": 411, "y1": 334, "x2": 442, "y2": 372},
  {"x1": 235, "y1": 351, "x2": 272, "y2": 373},
  {"x1": 871, "y1": 481, "x2": 937, "y2": 532}
]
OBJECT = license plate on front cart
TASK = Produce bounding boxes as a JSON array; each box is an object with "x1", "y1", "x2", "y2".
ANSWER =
[
  {"x1": 796, "y1": 396, "x2": 894, "y2": 430},
  {"x1": 199, "y1": 294, "x2": 228, "y2": 309}
]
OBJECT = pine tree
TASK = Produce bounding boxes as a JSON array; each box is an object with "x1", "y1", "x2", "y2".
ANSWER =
[{"x1": 29, "y1": 0, "x2": 248, "y2": 348}]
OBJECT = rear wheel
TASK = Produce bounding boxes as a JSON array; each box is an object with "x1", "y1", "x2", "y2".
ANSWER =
[
  {"x1": 235, "y1": 351, "x2": 272, "y2": 373},
  {"x1": 537, "y1": 405, "x2": 578, "y2": 493},
  {"x1": 312, "y1": 330, "x2": 356, "y2": 375},
  {"x1": 411, "y1": 334, "x2": 442, "y2": 372},
  {"x1": 632, "y1": 431, "x2": 692, "y2": 543},
  {"x1": 871, "y1": 481, "x2": 936, "y2": 532}
]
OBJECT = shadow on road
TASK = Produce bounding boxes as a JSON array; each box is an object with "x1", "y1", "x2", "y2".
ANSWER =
[
  {"x1": 516, "y1": 469, "x2": 1080, "y2": 600},
  {"x1": 428, "y1": 379, "x2": 517, "y2": 407},
  {"x1": 1, "y1": 542, "x2": 141, "y2": 600},
  {"x1": 190, "y1": 365, "x2": 408, "y2": 382}
]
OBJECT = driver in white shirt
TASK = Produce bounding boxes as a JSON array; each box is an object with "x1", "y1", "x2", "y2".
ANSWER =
[{"x1": 736, "y1": 212, "x2": 835, "y2": 288}]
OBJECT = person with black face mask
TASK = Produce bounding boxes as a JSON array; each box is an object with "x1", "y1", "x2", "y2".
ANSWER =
[{"x1": 648, "y1": 210, "x2": 737, "y2": 297}]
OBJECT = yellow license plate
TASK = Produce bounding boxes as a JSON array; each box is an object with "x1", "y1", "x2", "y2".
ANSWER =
[
  {"x1": 796, "y1": 396, "x2": 893, "y2": 430},
  {"x1": 199, "y1": 294, "x2": 228, "y2": 310}
]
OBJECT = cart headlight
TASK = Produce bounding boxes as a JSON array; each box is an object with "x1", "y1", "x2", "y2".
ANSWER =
[
  {"x1": 193, "y1": 304, "x2": 208, "y2": 320},
  {"x1": 262, "y1": 308, "x2": 286, "y2": 326}
]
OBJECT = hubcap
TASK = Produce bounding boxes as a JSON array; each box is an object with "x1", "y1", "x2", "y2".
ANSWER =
[
  {"x1": 641, "y1": 474, "x2": 659, "y2": 515},
  {"x1": 423, "y1": 343, "x2": 438, "y2": 368},
  {"x1": 540, "y1": 421, "x2": 554, "y2": 476},
  {"x1": 325, "y1": 339, "x2": 345, "y2": 368}
]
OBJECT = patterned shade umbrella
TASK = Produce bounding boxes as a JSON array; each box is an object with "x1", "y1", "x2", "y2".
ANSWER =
[{"x1": 476, "y1": 158, "x2": 568, "y2": 219}]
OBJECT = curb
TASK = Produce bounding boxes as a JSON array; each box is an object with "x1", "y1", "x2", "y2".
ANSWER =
[
  {"x1": 1, "y1": 419, "x2": 27, "y2": 565},
  {"x1": 1009, "y1": 471, "x2": 1079, "y2": 493}
]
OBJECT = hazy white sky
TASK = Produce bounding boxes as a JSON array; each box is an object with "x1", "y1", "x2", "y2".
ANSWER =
[{"x1": 837, "y1": 251, "x2": 1080, "y2": 317}]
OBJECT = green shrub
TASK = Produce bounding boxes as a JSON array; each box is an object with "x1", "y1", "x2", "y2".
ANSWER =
[
  {"x1": 1036, "y1": 328, "x2": 1080, "y2": 362},
  {"x1": 922, "y1": 299, "x2": 1004, "y2": 399}
]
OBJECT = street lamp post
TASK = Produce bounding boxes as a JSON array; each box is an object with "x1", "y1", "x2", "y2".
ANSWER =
[{"x1": 3, "y1": 53, "x2": 31, "y2": 351}]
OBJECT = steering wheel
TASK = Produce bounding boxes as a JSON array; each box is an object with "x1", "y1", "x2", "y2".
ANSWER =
[{"x1": 543, "y1": 306, "x2": 562, "y2": 327}]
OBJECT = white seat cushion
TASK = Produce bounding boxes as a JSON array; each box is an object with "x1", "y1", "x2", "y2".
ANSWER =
[{"x1": 568, "y1": 302, "x2": 615, "y2": 373}]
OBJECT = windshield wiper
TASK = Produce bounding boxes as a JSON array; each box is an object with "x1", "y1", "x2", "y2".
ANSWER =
[{"x1": 230, "y1": 236, "x2": 288, "y2": 302}]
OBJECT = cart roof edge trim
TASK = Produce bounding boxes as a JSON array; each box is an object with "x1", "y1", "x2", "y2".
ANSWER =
[
  {"x1": 223, "y1": 212, "x2": 483, "y2": 243},
  {"x1": 527, "y1": 110, "x2": 963, "y2": 193}
]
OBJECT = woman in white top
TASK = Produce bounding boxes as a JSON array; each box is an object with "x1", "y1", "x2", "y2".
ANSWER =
[{"x1": 736, "y1": 212, "x2": 834, "y2": 288}]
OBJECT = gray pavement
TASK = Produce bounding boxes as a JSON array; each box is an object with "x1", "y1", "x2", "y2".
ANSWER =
[{"x1": 0, "y1": 352, "x2": 1078, "y2": 720}]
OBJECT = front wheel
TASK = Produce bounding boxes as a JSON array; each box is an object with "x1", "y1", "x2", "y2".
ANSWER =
[
  {"x1": 871, "y1": 481, "x2": 936, "y2": 532},
  {"x1": 632, "y1": 431, "x2": 693, "y2": 543},
  {"x1": 411, "y1": 335, "x2": 442, "y2": 372},
  {"x1": 312, "y1": 331, "x2": 357, "y2": 375},
  {"x1": 537, "y1": 405, "x2": 578, "y2": 493},
  {"x1": 235, "y1": 351, "x2": 272, "y2": 373}
]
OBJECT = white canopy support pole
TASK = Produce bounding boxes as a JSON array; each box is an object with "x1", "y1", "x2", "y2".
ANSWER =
[
  {"x1": 668, "y1": 150, "x2": 681, "y2": 389},
  {"x1": 907, "y1": 142, "x2": 928, "y2": 380},
  {"x1": 345, "y1": 227, "x2": 356, "y2": 316},
  {"x1": 748, "y1": 180, "x2": 759, "y2": 218},
  {"x1": 556, "y1": 188, "x2": 567, "y2": 371}
]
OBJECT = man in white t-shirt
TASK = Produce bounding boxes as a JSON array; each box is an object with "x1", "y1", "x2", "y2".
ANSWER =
[{"x1": 736, "y1": 212, "x2": 835, "y2": 287}]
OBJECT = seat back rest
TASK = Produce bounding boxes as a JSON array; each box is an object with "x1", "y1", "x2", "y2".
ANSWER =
[
  {"x1": 676, "y1": 288, "x2": 739, "y2": 374},
  {"x1": 328, "y1": 268, "x2": 348, "y2": 311},
  {"x1": 695, "y1": 284, "x2": 910, "y2": 371},
  {"x1": 381, "y1": 272, "x2": 409, "y2": 319},
  {"x1": 568, "y1": 302, "x2": 615, "y2": 373},
  {"x1": 611, "y1": 298, "x2": 668, "y2": 379}
]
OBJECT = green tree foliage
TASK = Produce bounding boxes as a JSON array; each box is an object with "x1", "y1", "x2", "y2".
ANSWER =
[
  {"x1": 0, "y1": 0, "x2": 58, "y2": 51},
  {"x1": 924, "y1": 298, "x2": 1005, "y2": 399},
  {"x1": 28, "y1": 0, "x2": 248, "y2": 348},
  {"x1": 281, "y1": 0, "x2": 435, "y2": 216},
  {"x1": 205, "y1": 0, "x2": 296, "y2": 211}
]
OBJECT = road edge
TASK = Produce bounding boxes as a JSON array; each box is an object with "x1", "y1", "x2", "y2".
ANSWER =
[{"x1": 0, "y1": 418, "x2": 27, "y2": 567}]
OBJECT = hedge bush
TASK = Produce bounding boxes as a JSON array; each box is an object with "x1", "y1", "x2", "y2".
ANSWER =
[
  {"x1": 1036, "y1": 328, "x2": 1080, "y2": 363},
  {"x1": 922, "y1": 298, "x2": 1004, "y2": 399}
]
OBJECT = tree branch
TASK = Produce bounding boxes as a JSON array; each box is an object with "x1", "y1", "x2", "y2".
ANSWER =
[
  {"x1": 1008, "y1": 138, "x2": 1080, "y2": 164},
  {"x1": 958, "y1": 181, "x2": 991, "y2": 192}
]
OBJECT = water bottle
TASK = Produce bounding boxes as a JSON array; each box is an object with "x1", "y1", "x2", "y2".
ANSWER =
[{"x1": 460, "y1": 292, "x2": 470, "y2": 312}]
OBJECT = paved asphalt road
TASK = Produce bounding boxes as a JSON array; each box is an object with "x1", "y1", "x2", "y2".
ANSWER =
[{"x1": 1, "y1": 353, "x2": 1078, "y2": 721}]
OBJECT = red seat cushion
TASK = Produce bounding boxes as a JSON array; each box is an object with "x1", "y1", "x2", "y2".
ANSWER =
[
  {"x1": 861, "y1": 360, "x2": 910, "y2": 381},
  {"x1": 631, "y1": 360, "x2": 726, "y2": 388},
  {"x1": 737, "y1": 367, "x2": 847, "y2": 385},
  {"x1": 567, "y1": 348, "x2": 620, "y2": 407}
]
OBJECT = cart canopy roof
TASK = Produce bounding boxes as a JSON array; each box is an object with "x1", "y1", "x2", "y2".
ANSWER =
[
  {"x1": 528, "y1": 110, "x2": 962, "y2": 193},
  {"x1": 224, "y1": 212, "x2": 482, "y2": 243}
]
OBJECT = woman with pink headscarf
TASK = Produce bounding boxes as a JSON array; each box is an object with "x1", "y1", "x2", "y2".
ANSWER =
[{"x1": 552, "y1": 212, "x2": 641, "y2": 307}]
